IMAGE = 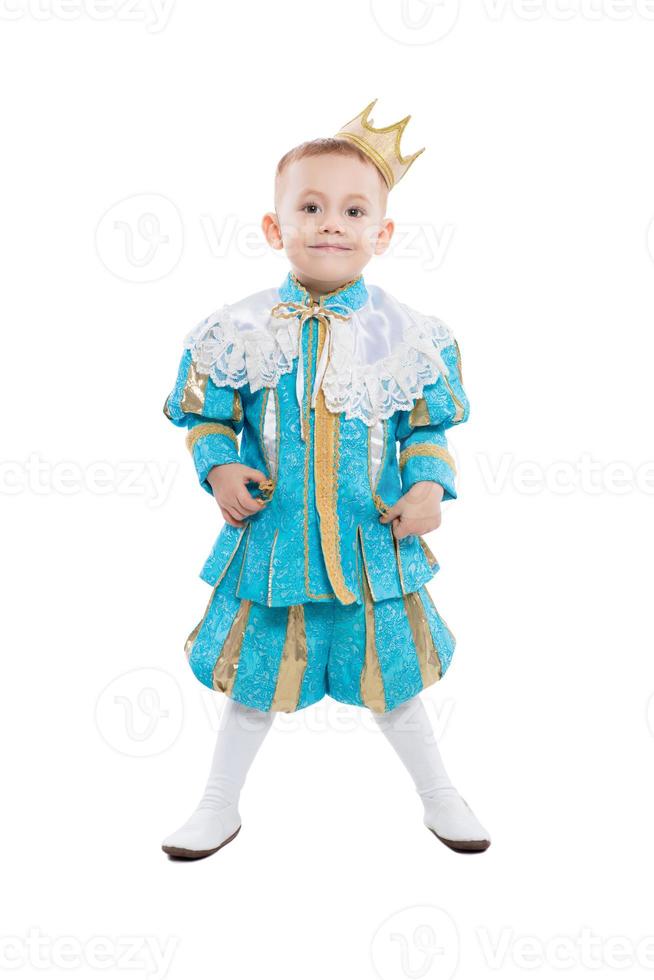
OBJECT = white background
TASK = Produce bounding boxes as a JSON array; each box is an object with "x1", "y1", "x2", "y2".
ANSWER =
[{"x1": 2, "y1": 1, "x2": 654, "y2": 978}]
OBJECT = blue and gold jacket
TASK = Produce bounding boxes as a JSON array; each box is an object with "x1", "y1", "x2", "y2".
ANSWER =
[{"x1": 163, "y1": 269, "x2": 470, "y2": 607}]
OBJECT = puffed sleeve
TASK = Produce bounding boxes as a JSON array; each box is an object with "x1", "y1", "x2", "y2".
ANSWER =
[
  {"x1": 395, "y1": 335, "x2": 470, "y2": 502},
  {"x1": 163, "y1": 345, "x2": 244, "y2": 496}
]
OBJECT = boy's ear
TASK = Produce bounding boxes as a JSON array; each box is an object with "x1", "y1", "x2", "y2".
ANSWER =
[
  {"x1": 261, "y1": 212, "x2": 284, "y2": 250},
  {"x1": 374, "y1": 218, "x2": 395, "y2": 255}
]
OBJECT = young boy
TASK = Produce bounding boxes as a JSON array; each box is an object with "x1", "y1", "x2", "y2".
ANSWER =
[{"x1": 161, "y1": 100, "x2": 491, "y2": 859}]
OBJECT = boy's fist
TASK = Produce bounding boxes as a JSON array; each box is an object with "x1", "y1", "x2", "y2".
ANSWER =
[
  {"x1": 379, "y1": 481, "x2": 444, "y2": 539},
  {"x1": 207, "y1": 463, "x2": 269, "y2": 528}
]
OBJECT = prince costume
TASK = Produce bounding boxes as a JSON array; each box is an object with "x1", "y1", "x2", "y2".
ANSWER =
[{"x1": 162, "y1": 101, "x2": 471, "y2": 716}]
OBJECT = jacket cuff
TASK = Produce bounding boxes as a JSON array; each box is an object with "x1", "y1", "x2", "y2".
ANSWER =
[
  {"x1": 185, "y1": 423, "x2": 240, "y2": 495},
  {"x1": 399, "y1": 444, "x2": 457, "y2": 501}
]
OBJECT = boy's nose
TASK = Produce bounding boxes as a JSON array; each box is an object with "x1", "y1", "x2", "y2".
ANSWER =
[{"x1": 318, "y1": 216, "x2": 345, "y2": 234}]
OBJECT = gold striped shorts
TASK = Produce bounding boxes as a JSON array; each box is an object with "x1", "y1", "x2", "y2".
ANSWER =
[{"x1": 183, "y1": 541, "x2": 456, "y2": 714}]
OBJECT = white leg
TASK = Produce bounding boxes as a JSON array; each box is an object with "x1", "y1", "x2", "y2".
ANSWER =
[
  {"x1": 162, "y1": 697, "x2": 275, "y2": 858},
  {"x1": 370, "y1": 694, "x2": 491, "y2": 851}
]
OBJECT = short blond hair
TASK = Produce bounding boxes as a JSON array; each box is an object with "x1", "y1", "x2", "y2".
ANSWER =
[{"x1": 274, "y1": 137, "x2": 388, "y2": 211}]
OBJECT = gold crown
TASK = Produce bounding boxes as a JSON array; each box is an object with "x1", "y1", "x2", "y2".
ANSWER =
[{"x1": 334, "y1": 98, "x2": 425, "y2": 190}]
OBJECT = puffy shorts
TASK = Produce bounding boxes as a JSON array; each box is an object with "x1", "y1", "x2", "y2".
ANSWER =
[{"x1": 183, "y1": 535, "x2": 456, "y2": 714}]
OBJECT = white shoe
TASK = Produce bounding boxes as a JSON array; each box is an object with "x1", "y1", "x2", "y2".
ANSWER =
[
  {"x1": 422, "y1": 788, "x2": 491, "y2": 853},
  {"x1": 161, "y1": 804, "x2": 242, "y2": 860}
]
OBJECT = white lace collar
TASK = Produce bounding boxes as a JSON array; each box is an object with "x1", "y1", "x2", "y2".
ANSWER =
[{"x1": 183, "y1": 280, "x2": 454, "y2": 428}]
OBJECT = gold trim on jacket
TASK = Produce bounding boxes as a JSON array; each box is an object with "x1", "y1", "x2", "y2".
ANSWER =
[{"x1": 313, "y1": 319, "x2": 357, "y2": 604}]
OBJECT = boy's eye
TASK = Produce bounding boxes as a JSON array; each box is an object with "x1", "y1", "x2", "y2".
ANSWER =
[{"x1": 301, "y1": 203, "x2": 365, "y2": 217}]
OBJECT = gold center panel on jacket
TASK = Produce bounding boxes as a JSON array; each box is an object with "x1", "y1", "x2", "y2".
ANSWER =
[
  {"x1": 309, "y1": 317, "x2": 356, "y2": 605},
  {"x1": 302, "y1": 316, "x2": 335, "y2": 601}
]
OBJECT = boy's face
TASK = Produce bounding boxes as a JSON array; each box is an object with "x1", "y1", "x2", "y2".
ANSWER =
[{"x1": 262, "y1": 153, "x2": 394, "y2": 295}]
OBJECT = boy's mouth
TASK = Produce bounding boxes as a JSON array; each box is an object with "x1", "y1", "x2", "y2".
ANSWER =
[{"x1": 308, "y1": 244, "x2": 353, "y2": 252}]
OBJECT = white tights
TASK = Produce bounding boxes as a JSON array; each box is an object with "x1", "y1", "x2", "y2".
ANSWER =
[
  {"x1": 198, "y1": 697, "x2": 275, "y2": 813},
  {"x1": 371, "y1": 694, "x2": 490, "y2": 844},
  {"x1": 163, "y1": 693, "x2": 488, "y2": 853},
  {"x1": 370, "y1": 693, "x2": 455, "y2": 797},
  {"x1": 162, "y1": 698, "x2": 274, "y2": 853}
]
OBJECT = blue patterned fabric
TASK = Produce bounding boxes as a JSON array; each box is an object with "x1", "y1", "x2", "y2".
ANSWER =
[
  {"x1": 185, "y1": 525, "x2": 456, "y2": 714},
  {"x1": 162, "y1": 270, "x2": 470, "y2": 611}
]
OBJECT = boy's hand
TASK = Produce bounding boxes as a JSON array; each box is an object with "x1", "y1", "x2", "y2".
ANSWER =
[
  {"x1": 207, "y1": 463, "x2": 269, "y2": 528},
  {"x1": 379, "y1": 481, "x2": 444, "y2": 540}
]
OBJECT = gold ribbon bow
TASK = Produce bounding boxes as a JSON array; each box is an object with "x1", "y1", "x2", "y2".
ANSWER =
[{"x1": 270, "y1": 299, "x2": 351, "y2": 442}]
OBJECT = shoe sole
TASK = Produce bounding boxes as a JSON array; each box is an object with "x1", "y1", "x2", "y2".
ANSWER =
[
  {"x1": 428, "y1": 828, "x2": 491, "y2": 853},
  {"x1": 162, "y1": 824, "x2": 241, "y2": 860}
]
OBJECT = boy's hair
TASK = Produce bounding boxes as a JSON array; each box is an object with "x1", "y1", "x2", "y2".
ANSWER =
[{"x1": 274, "y1": 137, "x2": 388, "y2": 212}]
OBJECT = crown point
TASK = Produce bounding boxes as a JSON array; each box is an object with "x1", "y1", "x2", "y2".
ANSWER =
[{"x1": 334, "y1": 100, "x2": 426, "y2": 190}]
